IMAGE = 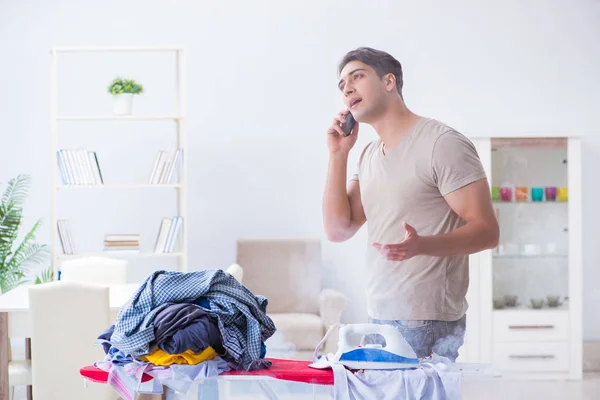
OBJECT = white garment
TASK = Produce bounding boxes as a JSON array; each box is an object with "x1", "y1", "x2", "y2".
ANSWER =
[
  {"x1": 312, "y1": 354, "x2": 461, "y2": 400},
  {"x1": 310, "y1": 325, "x2": 462, "y2": 399}
]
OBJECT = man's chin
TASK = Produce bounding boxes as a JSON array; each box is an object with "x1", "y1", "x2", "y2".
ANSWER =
[
  {"x1": 350, "y1": 108, "x2": 363, "y2": 120},
  {"x1": 352, "y1": 110, "x2": 369, "y2": 124}
]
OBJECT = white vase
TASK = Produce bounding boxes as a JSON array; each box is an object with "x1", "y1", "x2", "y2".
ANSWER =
[{"x1": 112, "y1": 93, "x2": 134, "y2": 115}]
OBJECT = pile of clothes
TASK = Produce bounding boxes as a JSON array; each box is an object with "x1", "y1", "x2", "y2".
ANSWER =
[{"x1": 95, "y1": 268, "x2": 277, "y2": 399}]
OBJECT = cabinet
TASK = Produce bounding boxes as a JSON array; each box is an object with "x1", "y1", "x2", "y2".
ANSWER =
[{"x1": 460, "y1": 137, "x2": 582, "y2": 380}]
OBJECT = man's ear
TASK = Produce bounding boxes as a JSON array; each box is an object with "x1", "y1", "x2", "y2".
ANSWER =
[{"x1": 384, "y1": 73, "x2": 396, "y2": 92}]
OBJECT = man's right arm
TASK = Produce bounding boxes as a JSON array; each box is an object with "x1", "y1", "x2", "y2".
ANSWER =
[{"x1": 322, "y1": 152, "x2": 366, "y2": 242}]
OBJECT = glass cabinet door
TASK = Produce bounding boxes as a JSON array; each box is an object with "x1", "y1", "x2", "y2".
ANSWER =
[{"x1": 491, "y1": 138, "x2": 569, "y2": 311}]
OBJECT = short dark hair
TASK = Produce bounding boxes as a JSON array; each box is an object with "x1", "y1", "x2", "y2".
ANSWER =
[{"x1": 338, "y1": 47, "x2": 404, "y2": 98}]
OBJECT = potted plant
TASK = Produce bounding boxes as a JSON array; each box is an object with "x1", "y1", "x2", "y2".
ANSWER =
[
  {"x1": 107, "y1": 77, "x2": 144, "y2": 115},
  {"x1": 0, "y1": 175, "x2": 49, "y2": 294},
  {"x1": 34, "y1": 265, "x2": 54, "y2": 284}
]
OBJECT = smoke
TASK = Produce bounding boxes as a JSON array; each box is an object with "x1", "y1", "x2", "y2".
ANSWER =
[
  {"x1": 264, "y1": 330, "x2": 298, "y2": 359},
  {"x1": 432, "y1": 322, "x2": 465, "y2": 363},
  {"x1": 360, "y1": 316, "x2": 466, "y2": 363}
]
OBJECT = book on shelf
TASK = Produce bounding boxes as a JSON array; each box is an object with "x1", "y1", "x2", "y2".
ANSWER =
[
  {"x1": 149, "y1": 149, "x2": 183, "y2": 184},
  {"x1": 57, "y1": 148, "x2": 104, "y2": 185},
  {"x1": 104, "y1": 233, "x2": 140, "y2": 253},
  {"x1": 57, "y1": 219, "x2": 76, "y2": 254},
  {"x1": 154, "y1": 216, "x2": 183, "y2": 253}
]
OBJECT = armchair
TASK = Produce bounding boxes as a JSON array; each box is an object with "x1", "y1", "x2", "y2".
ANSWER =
[{"x1": 235, "y1": 239, "x2": 346, "y2": 360}]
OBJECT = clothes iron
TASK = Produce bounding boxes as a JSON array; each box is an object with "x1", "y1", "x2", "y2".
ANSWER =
[{"x1": 310, "y1": 323, "x2": 420, "y2": 370}]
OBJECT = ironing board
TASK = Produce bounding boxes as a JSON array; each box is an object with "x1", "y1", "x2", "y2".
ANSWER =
[
  {"x1": 81, "y1": 358, "x2": 333, "y2": 385},
  {"x1": 80, "y1": 358, "x2": 494, "y2": 399},
  {"x1": 80, "y1": 358, "x2": 335, "y2": 400}
]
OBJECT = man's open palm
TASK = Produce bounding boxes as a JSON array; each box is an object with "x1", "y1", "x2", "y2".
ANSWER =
[{"x1": 373, "y1": 222, "x2": 422, "y2": 262}]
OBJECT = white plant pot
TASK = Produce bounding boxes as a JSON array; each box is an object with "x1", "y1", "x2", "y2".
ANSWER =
[{"x1": 112, "y1": 93, "x2": 134, "y2": 115}]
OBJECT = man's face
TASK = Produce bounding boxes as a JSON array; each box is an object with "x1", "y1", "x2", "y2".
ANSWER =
[{"x1": 338, "y1": 61, "x2": 387, "y2": 122}]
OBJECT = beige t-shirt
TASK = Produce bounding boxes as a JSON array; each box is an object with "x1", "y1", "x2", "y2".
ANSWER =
[{"x1": 351, "y1": 117, "x2": 487, "y2": 321}]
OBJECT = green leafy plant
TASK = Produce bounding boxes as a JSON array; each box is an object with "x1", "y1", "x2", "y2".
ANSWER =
[
  {"x1": 34, "y1": 265, "x2": 54, "y2": 284},
  {"x1": 0, "y1": 175, "x2": 49, "y2": 294},
  {"x1": 107, "y1": 77, "x2": 144, "y2": 95}
]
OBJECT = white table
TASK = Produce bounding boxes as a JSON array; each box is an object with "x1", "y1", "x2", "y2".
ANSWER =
[{"x1": 0, "y1": 283, "x2": 139, "y2": 400}]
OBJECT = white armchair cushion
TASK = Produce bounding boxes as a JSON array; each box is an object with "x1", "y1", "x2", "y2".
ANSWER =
[
  {"x1": 319, "y1": 288, "x2": 347, "y2": 327},
  {"x1": 225, "y1": 263, "x2": 244, "y2": 283},
  {"x1": 268, "y1": 313, "x2": 323, "y2": 350},
  {"x1": 236, "y1": 239, "x2": 322, "y2": 314},
  {"x1": 318, "y1": 288, "x2": 347, "y2": 354},
  {"x1": 234, "y1": 239, "x2": 348, "y2": 357}
]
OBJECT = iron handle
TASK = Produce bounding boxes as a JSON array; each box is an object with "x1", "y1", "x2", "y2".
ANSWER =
[
  {"x1": 508, "y1": 325, "x2": 555, "y2": 330},
  {"x1": 509, "y1": 354, "x2": 556, "y2": 360}
]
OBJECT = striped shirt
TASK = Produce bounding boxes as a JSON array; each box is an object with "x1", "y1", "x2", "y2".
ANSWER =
[{"x1": 109, "y1": 269, "x2": 276, "y2": 371}]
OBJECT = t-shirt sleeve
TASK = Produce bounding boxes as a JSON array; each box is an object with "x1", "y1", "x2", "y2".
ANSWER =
[{"x1": 431, "y1": 130, "x2": 487, "y2": 196}]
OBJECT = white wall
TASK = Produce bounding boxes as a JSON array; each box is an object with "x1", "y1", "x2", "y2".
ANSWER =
[{"x1": 1, "y1": 0, "x2": 600, "y2": 339}]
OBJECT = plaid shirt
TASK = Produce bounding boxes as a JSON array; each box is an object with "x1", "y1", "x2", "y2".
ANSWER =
[{"x1": 110, "y1": 269, "x2": 276, "y2": 371}]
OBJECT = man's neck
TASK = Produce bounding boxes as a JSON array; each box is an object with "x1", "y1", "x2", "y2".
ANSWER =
[{"x1": 370, "y1": 100, "x2": 420, "y2": 152}]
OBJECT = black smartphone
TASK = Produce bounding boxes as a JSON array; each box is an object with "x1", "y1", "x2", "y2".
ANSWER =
[{"x1": 342, "y1": 112, "x2": 356, "y2": 137}]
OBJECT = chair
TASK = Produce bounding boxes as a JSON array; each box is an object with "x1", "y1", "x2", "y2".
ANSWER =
[
  {"x1": 236, "y1": 239, "x2": 346, "y2": 360},
  {"x1": 59, "y1": 256, "x2": 127, "y2": 284},
  {"x1": 29, "y1": 281, "x2": 114, "y2": 400},
  {"x1": 8, "y1": 346, "x2": 31, "y2": 400}
]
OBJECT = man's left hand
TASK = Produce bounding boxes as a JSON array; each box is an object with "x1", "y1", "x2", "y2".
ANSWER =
[{"x1": 373, "y1": 222, "x2": 422, "y2": 262}]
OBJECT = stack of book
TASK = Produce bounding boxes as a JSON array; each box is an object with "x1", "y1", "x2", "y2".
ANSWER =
[
  {"x1": 57, "y1": 219, "x2": 76, "y2": 254},
  {"x1": 154, "y1": 216, "x2": 183, "y2": 253},
  {"x1": 149, "y1": 149, "x2": 183, "y2": 184},
  {"x1": 57, "y1": 148, "x2": 104, "y2": 185},
  {"x1": 104, "y1": 234, "x2": 140, "y2": 253}
]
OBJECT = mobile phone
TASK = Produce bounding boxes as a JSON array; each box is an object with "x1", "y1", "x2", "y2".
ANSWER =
[{"x1": 342, "y1": 112, "x2": 356, "y2": 137}]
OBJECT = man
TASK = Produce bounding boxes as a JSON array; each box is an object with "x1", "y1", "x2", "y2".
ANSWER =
[{"x1": 322, "y1": 47, "x2": 499, "y2": 362}]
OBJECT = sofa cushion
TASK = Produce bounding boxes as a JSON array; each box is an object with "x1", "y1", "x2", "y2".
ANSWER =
[{"x1": 268, "y1": 313, "x2": 324, "y2": 351}]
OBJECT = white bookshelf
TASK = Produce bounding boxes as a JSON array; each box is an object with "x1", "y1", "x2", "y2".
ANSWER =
[
  {"x1": 55, "y1": 184, "x2": 183, "y2": 190},
  {"x1": 50, "y1": 46, "x2": 188, "y2": 277},
  {"x1": 55, "y1": 252, "x2": 185, "y2": 260},
  {"x1": 56, "y1": 115, "x2": 183, "y2": 121}
]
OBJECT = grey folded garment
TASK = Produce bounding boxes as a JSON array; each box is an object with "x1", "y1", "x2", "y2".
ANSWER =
[
  {"x1": 151, "y1": 303, "x2": 223, "y2": 355},
  {"x1": 98, "y1": 324, "x2": 115, "y2": 354}
]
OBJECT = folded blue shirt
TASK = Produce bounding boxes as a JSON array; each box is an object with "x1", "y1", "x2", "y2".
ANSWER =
[{"x1": 150, "y1": 303, "x2": 224, "y2": 355}]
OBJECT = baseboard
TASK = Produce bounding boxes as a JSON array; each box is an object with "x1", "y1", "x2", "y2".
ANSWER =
[{"x1": 583, "y1": 341, "x2": 600, "y2": 372}]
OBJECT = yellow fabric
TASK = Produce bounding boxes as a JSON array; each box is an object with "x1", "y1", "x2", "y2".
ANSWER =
[{"x1": 139, "y1": 346, "x2": 218, "y2": 366}]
